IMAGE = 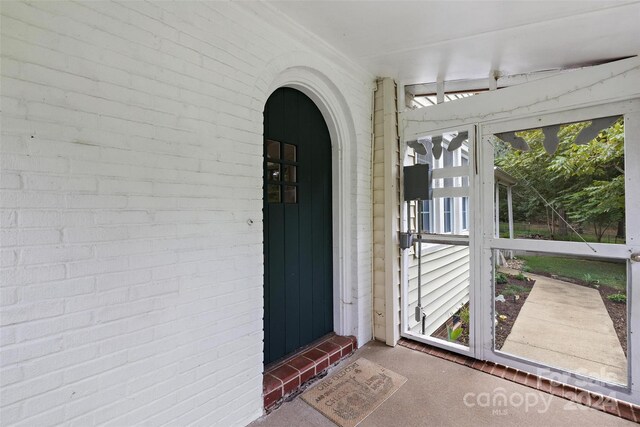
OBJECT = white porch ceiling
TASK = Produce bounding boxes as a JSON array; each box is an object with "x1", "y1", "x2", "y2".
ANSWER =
[{"x1": 267, "y1": 1, "x2": 640, "y2": 85}]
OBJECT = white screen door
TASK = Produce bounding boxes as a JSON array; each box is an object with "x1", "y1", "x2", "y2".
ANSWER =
[
  {"x1": 479, "y1": 105, "x2": 640, "y2": 403},
  {"x1": 400, "y1": 64, "x2": 640, "y2": 403},
  {"x1": 401, "y1": 125, "x2": 478, "y2": 358}
]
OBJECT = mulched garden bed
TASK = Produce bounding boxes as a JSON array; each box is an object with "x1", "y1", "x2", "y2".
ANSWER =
[
  {"x1": 524, "y1": 270, "x2": 627, "y2": 356},
  {"x1": 494, "y1": 274, "x2": 536, "y2": 350},
  {"x1": 429, "y1": 270, "x2": 627, "y2": 357},
  {"x1": 431, "y1": 274, "x2": 535, "y2": 348}
]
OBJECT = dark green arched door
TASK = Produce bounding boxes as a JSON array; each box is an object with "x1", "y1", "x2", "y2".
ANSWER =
[{"x1": 263, "y1": 88, "x2": 333, "y2": 365}]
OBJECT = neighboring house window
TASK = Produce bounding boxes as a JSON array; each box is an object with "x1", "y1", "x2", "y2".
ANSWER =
[
  {"x1": 462, "y1": 197, "x2": 469, "y2": 231},
  {"x1": 443, "y1": 197, "x2": 452, "y2": 233},
  {"x1": 419, "y1": 200, "x2": 431, "y2": 233}
]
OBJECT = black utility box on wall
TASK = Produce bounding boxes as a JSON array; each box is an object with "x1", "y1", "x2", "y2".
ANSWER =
[{"x1": 403, "y1": 163, "x2": 431, "y2": 201}]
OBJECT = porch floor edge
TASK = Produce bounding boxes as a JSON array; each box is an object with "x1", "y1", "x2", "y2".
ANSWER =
[{"x1": 398, "y1": 338, "x2": 640, "y2": 423}]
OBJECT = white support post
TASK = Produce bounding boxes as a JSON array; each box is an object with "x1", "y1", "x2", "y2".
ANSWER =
[
  {"x1": 494, "y1": 183, "x2": 500, "y2": 238},
  {"x1": 383, "y1": 78, "x2": 400, "y2": 346},
  {"x1": 436, "y1": 78, "x2": 445, "y2": 104},
  {"x1": 625, "y1": 112, "x2": 640, "y2": 402},
  {"x1": 495, "y1": 182, "x2": 504, "y2": 265}
]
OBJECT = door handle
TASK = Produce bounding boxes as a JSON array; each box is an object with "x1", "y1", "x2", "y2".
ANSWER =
[{"x1": 631, "y1": 253, "x2": 640, "y2": 262}]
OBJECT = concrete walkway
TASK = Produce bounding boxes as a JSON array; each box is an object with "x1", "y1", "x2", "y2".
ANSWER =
[
  {"x1": 250, "y1": 342, "x2": 632, "y2": 427},
  {"x1": 499, "y1": 269, "x2": 627, "y2": 385}
]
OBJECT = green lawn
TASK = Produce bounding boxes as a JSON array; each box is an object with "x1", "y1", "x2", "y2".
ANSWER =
[
  {"x1": 499, "y1": 222, "x2": 623, "y2": 244},
  {"x1": 519, "y1": 255, "x2": 626, "y2": 291}
]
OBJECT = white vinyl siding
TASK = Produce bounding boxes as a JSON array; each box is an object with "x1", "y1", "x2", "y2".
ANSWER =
[{"x1": 407, "y1": 245, "x2": 470, "y2": 335}]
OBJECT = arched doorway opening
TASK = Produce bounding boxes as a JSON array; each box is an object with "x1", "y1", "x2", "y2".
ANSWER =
[{"x1": 263, "y1": 87, "x2": 333, "y2": 364}]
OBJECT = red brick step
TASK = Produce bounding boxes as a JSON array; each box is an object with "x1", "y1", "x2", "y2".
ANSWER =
[{"x1": 262, "y1": 333, "x2": 357, "y2": 412}]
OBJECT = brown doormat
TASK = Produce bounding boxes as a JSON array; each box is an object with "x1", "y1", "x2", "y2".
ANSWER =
[{"x1": 301, "y1": 358, "x2": 407, "y2": 427}]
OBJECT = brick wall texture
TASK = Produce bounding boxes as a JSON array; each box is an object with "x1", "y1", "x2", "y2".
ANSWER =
[{"x1": 0, "y1": 2, "x2": 373, "y2": 425}]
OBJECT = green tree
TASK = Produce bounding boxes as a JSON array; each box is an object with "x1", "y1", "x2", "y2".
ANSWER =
[
  {"x1": 495, "y1": 118, "x2": 624, "y2": 242},
  {"x1": 550, "y1": 119, "x2": 625, "y2": 241},
  {"x1": 495, "y1": 127, "x2": 575, "y2": 235}
]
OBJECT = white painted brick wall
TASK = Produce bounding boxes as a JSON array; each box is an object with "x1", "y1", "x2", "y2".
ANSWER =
[{"x1": 0, "y1": 1, "x2": 373, "y2": 426}]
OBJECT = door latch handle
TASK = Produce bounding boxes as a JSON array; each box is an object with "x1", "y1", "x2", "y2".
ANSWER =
[{"x1": 631, "y1": 253, "x2": 640, "y2": 262}]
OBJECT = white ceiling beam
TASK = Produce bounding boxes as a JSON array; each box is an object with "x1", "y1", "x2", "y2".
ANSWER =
[
  {"x1": 402, "y1": 56, "x2": 640, "y2": 140},
  {"x1": 406, "y1": 66, "x2": 594, "y2": 96}
]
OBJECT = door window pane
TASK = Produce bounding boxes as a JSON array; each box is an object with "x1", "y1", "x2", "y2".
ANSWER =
[
  {"x1": 266, "y1": 140, "x2": 280, "y2": 160},
  {"x1": 265, "y1": 139, "x2": 299, "y2": 204},
  {"x1": 267, "y1": 162, "x2": 280, "y2": 182},
  {"x1": 283, "y1": 165, "x2": 297, "y2": 183},
  {"x1": 267, "y1": 185, "x2": 280, "y2": 203}
]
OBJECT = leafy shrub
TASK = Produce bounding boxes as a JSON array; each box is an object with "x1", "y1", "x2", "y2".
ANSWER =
[
  {"x1": 522, "y1": 265, "x2": 532, "y2": 273},
  {"x1": 448, "y1": 326, "x2": 462, "y2": 342},
  {"x1": 515, "y1": 273, "x2": 527, "y2": 281},
  {"x1": 583, "y1": 273, "x2": 600, "y2": 285},
  {"x1": 495, "y1": 272, "x2": 508, "y2": 284},
  {"x1": 503, "y1": 284, "x2": 527, "y2": 296},
  {"x1": 459, "y1": 304, "x2": 470, "y2": 326},
  {"x1": 607, "y1": 293, "x2": 626, "y2": 303}
]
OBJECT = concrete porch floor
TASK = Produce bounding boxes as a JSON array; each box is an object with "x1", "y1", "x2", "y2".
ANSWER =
[{"x1": 249, "y1": 341, "x2": 633, "y2": 427}]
